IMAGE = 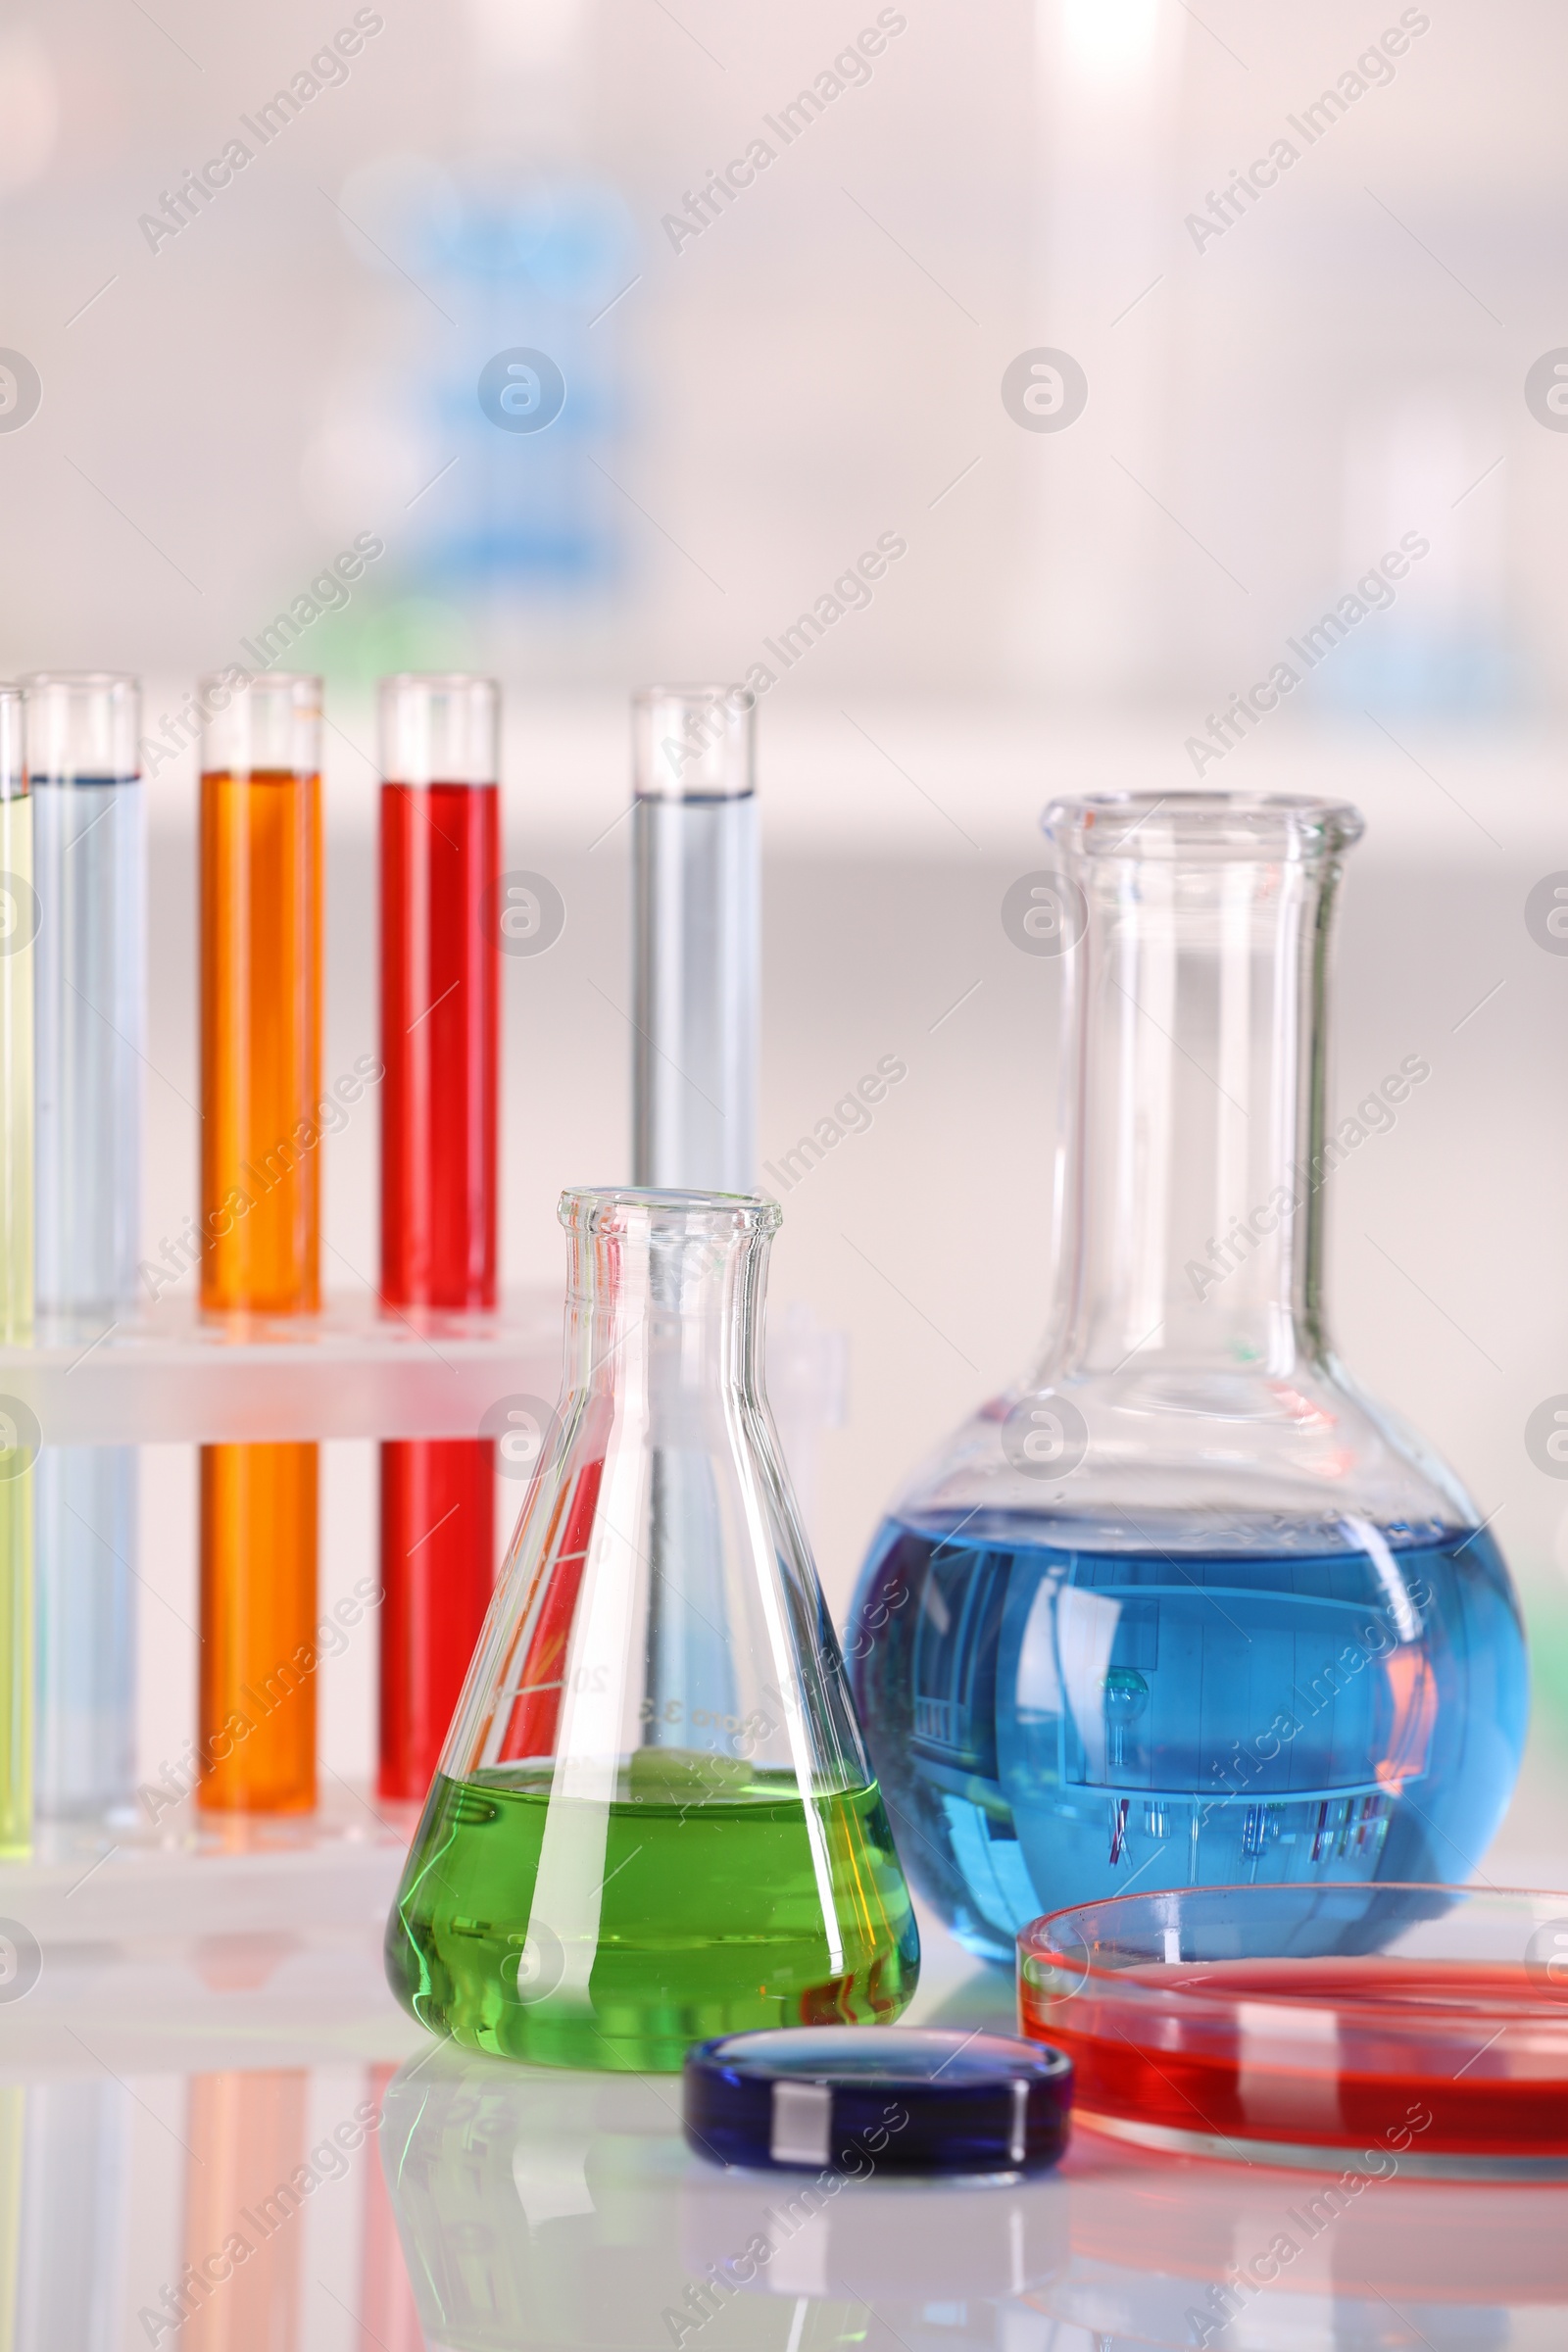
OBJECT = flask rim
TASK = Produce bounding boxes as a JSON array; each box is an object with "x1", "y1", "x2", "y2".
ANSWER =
[
  {"x1": 1043, "y1": 791, "x2": 1364, "y2": 860},
  {"x1": 559, "y1": 1185, "x2": 782, "y2": 1238},
  {"x1": 631, "y1": 681, "x2": 757, "y2": 710}
]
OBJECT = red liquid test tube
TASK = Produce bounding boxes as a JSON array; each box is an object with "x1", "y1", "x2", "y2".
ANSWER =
[{"x1": 377, "y1": 674, "x2": 501, "y2": 1801}]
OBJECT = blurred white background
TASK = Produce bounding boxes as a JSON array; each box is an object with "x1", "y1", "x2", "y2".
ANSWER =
[{"x1": 3, "y1": 0, "x2": 1566, "y2": 1822}]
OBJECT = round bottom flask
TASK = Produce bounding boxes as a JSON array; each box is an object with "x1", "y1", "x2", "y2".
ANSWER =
[{"x1": 849, "y1": 795, "x2": 1527, "y2": 1963}]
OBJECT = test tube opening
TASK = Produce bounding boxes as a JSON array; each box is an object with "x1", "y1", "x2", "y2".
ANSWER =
[
  {"x1": 633, "y1": 683, "x2": 756, "y2": 802},
  {"x1": 200, "y1": 670, "x2": 321, "y2": 779},
  {"x1": 0, "y1": 687, "x2": 25, "y2": 800},
  {"x1": 21, "y1": 673, "x2": 139, "y2": 784},
  {"x1": 378, "y1": 672, "x2": 499, "y2": 787}
]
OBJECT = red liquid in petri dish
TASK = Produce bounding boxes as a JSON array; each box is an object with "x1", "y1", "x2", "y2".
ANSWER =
[
  {"x1": 1019, "y1": 1890, "x2": 1568, "y2": 2171},
  {"x1": 1023, "y1": 1957, "x2": 1568, "y2": 2158},
  {"x1": 378, "y1": 779, "x2": 500, "y2": 1802}
]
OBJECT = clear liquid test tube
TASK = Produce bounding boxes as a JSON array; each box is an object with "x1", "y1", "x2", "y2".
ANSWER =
[
  {"x1": 631, "y1": 686, "x2": 758, "y2": 1192},
  {"x1": 25, "y1": 673, "x2": 143, "y2": 1821},
  {"x1": 199, "y1": 671, "x2": 322, "y2": 1813},
  {"x1": 0, "y1": 687, "x2": 33, "y2": 1856}
]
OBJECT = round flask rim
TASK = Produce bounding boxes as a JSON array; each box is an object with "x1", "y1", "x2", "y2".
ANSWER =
[{"x1": 1043, "y1": 790, "x2": 1364, "y2": 859}]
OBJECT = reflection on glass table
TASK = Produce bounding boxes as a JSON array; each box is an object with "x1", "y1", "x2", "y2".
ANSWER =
[
  {"x1": 2, "y1": 1918, "x2": 1566, "y2": 2348},
  {"x1": 378, "y1": 2036, "x2": 1568, "y2": 2352}
]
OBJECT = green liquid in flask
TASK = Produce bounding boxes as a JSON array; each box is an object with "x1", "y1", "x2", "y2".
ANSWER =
[{"x1": 385, "y1": 1753, "x2": 920, "y2": 2071}]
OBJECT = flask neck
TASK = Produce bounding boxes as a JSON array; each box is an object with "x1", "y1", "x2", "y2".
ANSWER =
[
  {"x1": 1040, "y1": 844, "x2": 1350, "y2": 1383},
  {"x1": 564, "y1": 1204, "x2": 767, "y2": 1406}
]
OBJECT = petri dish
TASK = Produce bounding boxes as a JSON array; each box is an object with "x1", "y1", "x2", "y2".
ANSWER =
[
  {"x1": 1018, "y1": 1883, "x2": 1568, "y2": 2180},
  {"x1": 684, "y1": 2027, "x2": 1072, "y2": 2175}
]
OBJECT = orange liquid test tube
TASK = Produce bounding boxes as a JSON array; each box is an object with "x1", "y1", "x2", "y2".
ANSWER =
[{"x1": 198, "y1": 672, "x2": 321, "y2": 1812}]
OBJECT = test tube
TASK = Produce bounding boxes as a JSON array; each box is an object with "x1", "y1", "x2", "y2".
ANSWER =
[
  {"x1": 631, "y1": 686, "x2": 758, "y2": 1191},
  {"x1": 0, "y1": 687, "x2": 31, "y2": 1858},
  {"x1": 182, "y1": 2073, "x2": 307, "y2": 2343},
  {"x1": 25, "y1": 673, "x2": 143, "y2": 1822},
  {"x1": 199, "y1": 672, "x2": 321, "y2": 1813},
  {"x1": 12, "y1": 2080, "x2": 130, "y2": 2348},
  {"x1": 377, "y1": 674, "x2": 500, "y2": 1801}
]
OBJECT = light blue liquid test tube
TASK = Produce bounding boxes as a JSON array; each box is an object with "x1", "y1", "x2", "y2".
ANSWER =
[
  {"x1": 25, "y1": 673, "x2": 144, "y2": 1823},
  {"x1": 631, "y1": 684, "x2": 759, "y2": 1191},
  {"x1": 630, "y1": 686, "x2": 759, "y2": 1739}
]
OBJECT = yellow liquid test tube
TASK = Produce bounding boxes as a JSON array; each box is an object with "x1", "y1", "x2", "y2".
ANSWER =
[
  {"x1": 0, "y1": 2082, "x2": 23, "y2": 2348},
  {"x1": 198, "y1": 672, "x2": 320, "y2": 1814},
  {"x1": 0, "y1": 689, "x2": 32, "y2": 1858}
]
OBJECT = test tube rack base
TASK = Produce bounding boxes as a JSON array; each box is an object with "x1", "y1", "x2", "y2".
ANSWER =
[
  {"x1": 0, "y1": 1780, "x2": 415, "y2": 1954},
  {"x1": 0, "y1": 1290, "x2": 846, "y2": 1449},
  {"x1": 0, "y1": 1293, "x2": 846, "y2": 1939}
]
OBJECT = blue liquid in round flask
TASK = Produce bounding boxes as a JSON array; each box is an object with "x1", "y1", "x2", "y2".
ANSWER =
[{"x1": 849, "y1": 794, "x2": 1528, "y2": 1964}]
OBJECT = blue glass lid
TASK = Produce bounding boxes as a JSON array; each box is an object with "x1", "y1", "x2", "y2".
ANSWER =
[{"x1": 683, "y1": 2028, "x2": 1072, "y2": 2175}]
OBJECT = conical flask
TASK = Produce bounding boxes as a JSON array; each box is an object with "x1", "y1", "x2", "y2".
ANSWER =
[
  {"x1": 386, "y1": 1187, "x2": 919, "y2": 2069},
  {"x1": 848, "y1": 793, "x2": 1528, "y2": 1962}
]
